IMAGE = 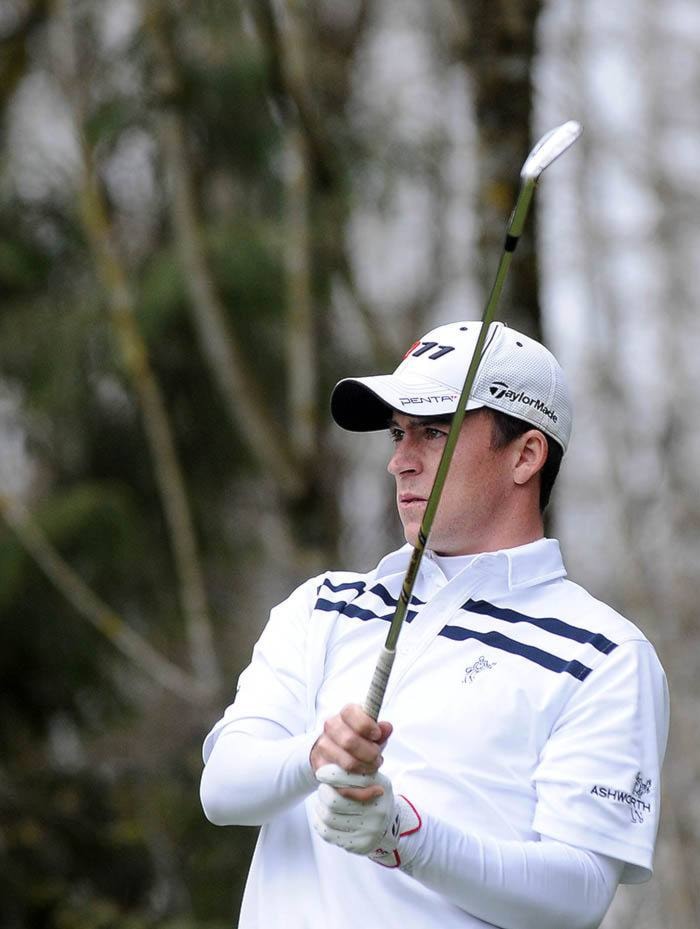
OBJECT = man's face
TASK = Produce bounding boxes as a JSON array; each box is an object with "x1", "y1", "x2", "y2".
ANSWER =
[{"x1": 387, "y1": 409, "x2": 522, "y2": 556}]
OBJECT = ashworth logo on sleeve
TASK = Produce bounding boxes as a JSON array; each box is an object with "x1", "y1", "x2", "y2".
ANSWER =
[
  {"x1": 590, "y1": 772, "x2": 652, "y2": 824},
  {"x1": 489, "y1": 381, "x2": 558, "y2": 423}
]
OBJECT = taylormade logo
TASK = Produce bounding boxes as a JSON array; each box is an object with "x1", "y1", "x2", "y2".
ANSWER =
[{"x1": 489, "y1": 381, "x2": 558, "y2": 423}]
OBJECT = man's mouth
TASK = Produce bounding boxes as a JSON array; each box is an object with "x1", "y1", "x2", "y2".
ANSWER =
[{"x1": 399, "y1": 493, "x2": 427, "y2": 506}]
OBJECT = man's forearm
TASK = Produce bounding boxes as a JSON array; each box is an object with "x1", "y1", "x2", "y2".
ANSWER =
[
  {"x1": 401, "y1": 811, "x2": 623, "y2": 929},
  {"x1": 200, "y1": 719, "x2": 318, "y2": 826}
]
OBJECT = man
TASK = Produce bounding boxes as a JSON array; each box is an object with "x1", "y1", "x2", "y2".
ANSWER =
[{"x1": 200, "y1": 321, "x2": 669, "y2": 929}]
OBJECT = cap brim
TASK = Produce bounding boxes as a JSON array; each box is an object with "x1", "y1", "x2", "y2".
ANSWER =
[{"x1": 331, "y1": 374, "x2": 480, "y2": 432}]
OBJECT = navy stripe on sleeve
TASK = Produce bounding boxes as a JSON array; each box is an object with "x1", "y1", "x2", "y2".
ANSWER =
[
  {"x1": 370, "y1": 583, "x2": 425, "y2": 609},
  {"x1": 315, "y1": 577, "x2": 424, "y2": 627},
  {"x1": 315, "y1": 598, "x2": 385, "y2": 624},
  {"x1": 315, "y1": 598, "x2": 419, "y2": 625},
  {"x1": 463, "y1": 599, "x2": 618, "y2": 655},
  {"x1": 439, "y1": 624, "x2": 592, "y2": 680},
  {"x1": 320, "y1": 579, "x2": 367, "y2": 595}
]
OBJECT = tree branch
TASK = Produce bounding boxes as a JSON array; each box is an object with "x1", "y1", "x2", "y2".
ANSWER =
[
  {"x1": 78, "y1": 143, "x2": 221, "y2": 692},
  {"x1": 146, "y1": 0, "x2": 307, "y2": 498},
  {"x1": 249, "y1": 0, "x2": 339, "y2": 188},
  {"x1": 267, "y1": 0, "x2": 395, "y2": 368},
  {"x1": 279, "y1": 2, "x2": 317, "y2": 462},
  {"x1": 0, "y1": 495, "x2": 210, "y2": 704},
  {"x1": 55, "y1": 0, "x2": 222, "y2": 693}
]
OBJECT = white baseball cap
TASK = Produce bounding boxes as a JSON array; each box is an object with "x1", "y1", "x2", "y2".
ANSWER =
[{"x1": 330, "y1": 320, "x2": 572, "y2": 452}]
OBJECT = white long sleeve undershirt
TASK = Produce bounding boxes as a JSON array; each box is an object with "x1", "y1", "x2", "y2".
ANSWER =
[
  {"x1": 200, "y1": 719, "x2": 623, "y2": 929},
  {"x1": 200, "y1": 718, "x2": 318, "y2": 826},
  {"x1": 401, "y1": 814, "x2": 621, "y2": 929}
]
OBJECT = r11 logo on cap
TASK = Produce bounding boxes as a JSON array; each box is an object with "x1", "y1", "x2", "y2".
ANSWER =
[{"x1": 405, "y1": 341, "x2": 455, "y2": 361}]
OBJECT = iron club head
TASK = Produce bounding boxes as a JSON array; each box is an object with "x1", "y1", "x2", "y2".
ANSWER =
[{"x1": 521, "y1": 120, "x2": 583, "y2": 182}]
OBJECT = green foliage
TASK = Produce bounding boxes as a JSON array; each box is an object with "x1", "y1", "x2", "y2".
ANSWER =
[
  {"x1": 135, "y1": 218, "x2": 288, "y2": 470},
  {"x1": 85, "y1": 100, "x2": 145, "y2": 154},
  {"x1": 136, "y1": 217, "x2": 285, "y2": 351},
  {"x1": 0, "y1": 727, "x2": 257, "y2": 929},
  {"x1": 209, "y1": 222, "x2": 283, "y2": 313},
  {"x1": 0, "y1": 0, "x2": 357, "y2": 925},
  {"x1": 136, "y1": 248, "x2": 188, "y2": 342},
  {"x1": 175, "y1": 6, "x2": 279, "y2": 182},
  {"x1": 41, "y1": 483, "x2": 143, "y2": 563},
  {"x1": 0, "y1": 482, "x2": 144, "y2": 614},
  {"x1": 0, "y1": 236, "x2": 50, "y2": 295},
  {"x1": 0, "y1": 526, "x2": 26, "y2": 611},
  {"x1": 0, "y1": 545, "x2": 124, "y2": 743},
  {"x1": 184, "y1": 53, "x2": 280, "y2": 181},
  {"x1": 0, "y1": 767, "x2": 155, "y2": 929},
  {"x1": 208, "y1": 221, "x2": 286, "y2": 394}
]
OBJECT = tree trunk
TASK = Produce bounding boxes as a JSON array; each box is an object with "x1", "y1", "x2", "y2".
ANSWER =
[{"x1": 452, "y1": 0, "x2": 543, "y2": 337}]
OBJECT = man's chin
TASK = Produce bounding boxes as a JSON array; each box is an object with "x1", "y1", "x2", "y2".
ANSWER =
[{"x1": 402, "y1": 527, "x2": 420, "y2": 548}]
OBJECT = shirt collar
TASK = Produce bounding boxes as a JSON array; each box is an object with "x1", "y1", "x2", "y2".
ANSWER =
[{"x1": 375, "y1": 538, "x2": 566, "y2": 592}]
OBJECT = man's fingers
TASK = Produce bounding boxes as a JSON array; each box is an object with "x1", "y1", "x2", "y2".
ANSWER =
[
  {"x1": 339, "y1": 703, "x2": 383, "y2": 741},
  {"x1": 336, "y1": 784, "x2": 384, "y2": 802},
  {"x1": 377, "y1": 720, "x2": 393, "y2": 748},
  {"x1": 317, "y1": 782, "x2": 364, "y2": 813},
  {"x1": 316, "y1": 764, "x2": 390, "y2": 795},
  {"x1": 325, "y1": 716, "x2": 382, "y2": 763},
  {"x1": 310, "y1": 705, "x2": 393, "y2": 776},
  {"x1": 313, "y1": 765, "x2": 396, "y2": 858},
  {"x1": 315, "y1": 763, "x2": 376, "y2": 789},
  {"x1": 311, "y1": 736, "x2": 380, "y2": 775}
]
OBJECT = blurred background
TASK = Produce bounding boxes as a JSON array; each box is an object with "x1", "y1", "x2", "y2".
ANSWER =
[{"x1": 0, "y1": 1, "x2": 697, "y2": 927}]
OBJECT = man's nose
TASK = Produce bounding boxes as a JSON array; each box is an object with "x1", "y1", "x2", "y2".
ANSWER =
[{"x1": 387, "y1": 439, "x2": 420, "y2": 476}]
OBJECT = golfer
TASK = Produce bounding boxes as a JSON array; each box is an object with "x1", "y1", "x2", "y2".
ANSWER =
[{"x1": 200, "y1": 321, "x2": 669, "y2": 929}]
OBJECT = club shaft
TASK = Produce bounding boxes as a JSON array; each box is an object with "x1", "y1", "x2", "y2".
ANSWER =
[{"x1": 363, "y1": 178, "x2": 538, "y2": 721}]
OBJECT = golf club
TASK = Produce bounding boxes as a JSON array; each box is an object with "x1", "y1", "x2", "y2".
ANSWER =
[{"x1": 363, "y1": 120, "x2": 583, "y2": 720}]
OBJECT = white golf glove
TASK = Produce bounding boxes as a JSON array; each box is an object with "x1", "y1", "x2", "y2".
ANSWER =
[{"x1": 312, "y1": 764, "x2": 421, "y2": 868}]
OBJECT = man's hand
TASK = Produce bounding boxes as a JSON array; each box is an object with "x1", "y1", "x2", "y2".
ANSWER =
[
  {"x1": 312, "y1": 764, "x2": 421, "y2": 868},
  {"x1": 310, "y1": 704, "x2": 392, "y2": 802}
]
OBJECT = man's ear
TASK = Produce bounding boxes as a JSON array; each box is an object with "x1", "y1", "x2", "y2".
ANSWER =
[{"x1": 513, "y1": 430, "x2": 548, "y2": 486}]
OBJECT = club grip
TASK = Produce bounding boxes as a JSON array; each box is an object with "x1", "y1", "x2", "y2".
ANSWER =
[{"x1": 363, "y1": 646, "x2": 396, "y2": 720}]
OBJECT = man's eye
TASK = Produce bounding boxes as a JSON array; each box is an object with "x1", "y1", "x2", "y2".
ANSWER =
[
  {"x1": 426, "y1": 427, "x2": 447, "y2": 439},
  {"x1": 389, "y1": 428, "x2": 404, "y2": 443}
]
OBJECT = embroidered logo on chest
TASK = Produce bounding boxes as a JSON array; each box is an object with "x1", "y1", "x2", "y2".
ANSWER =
[{"x1": 463, "y1": 655, "x2": 496, "y2": 683}]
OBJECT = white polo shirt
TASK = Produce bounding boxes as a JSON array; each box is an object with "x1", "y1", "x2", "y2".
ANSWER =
[{"x1": 203, "y1": 538, "x2": 669, "y2": 929}]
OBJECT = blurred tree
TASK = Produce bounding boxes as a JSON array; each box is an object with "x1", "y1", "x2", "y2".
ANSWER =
[
  {"x1": 0, "y1": 0, "x2": 555, "y2": 926},
  {"x1": 449, "y1": 0, "x2": 543, "y2": 337},
  {"x1": 538, "y1": 1, "x2": 700, "y2": 925}
]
